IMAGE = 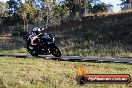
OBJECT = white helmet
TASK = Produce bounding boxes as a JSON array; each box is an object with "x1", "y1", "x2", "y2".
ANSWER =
[{"x1": 32, "y1": 27, "x2": 41, "y2": 35}]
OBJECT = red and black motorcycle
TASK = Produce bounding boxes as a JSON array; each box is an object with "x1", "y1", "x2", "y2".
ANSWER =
[{"x1": 23, "y1": 33, "x2": 61, "y2": 57}]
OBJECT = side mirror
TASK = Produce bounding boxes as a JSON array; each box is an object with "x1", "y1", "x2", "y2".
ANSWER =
[{"x1": 42, "y1": 27, "x2": 45, "y2": 31}]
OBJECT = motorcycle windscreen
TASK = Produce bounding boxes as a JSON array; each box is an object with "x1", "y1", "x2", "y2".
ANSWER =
[{"x1": 40, "y1": 34, "x2": 53, "y2": 42}]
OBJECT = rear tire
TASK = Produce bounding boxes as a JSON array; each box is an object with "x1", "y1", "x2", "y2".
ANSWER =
[
  {"x1": 27, "y1": 45, "x2": 38, "y2": 57},
  {"x1": 51, "y1": 45, "x2": 61, "y2": 57},
  {"x1": 29, "y1": 50, "x2": 38, "y2": 57}
]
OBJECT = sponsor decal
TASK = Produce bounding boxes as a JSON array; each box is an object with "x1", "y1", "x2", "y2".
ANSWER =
[{"x1": 76, "y1": 66, "x2": 131, "y2": 85}]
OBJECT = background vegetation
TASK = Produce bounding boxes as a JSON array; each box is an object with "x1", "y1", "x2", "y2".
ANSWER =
[
  {"x1": 0, "y1": 0, "x2": 113, "y2": 26},
  {"x1": 1, "y1": 10, "x2": 132, "y2": 58}
]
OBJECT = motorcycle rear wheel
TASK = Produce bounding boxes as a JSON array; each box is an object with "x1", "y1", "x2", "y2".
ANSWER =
[{"x1": 29, "y1": 50, "x2": 38, "y2": 57}]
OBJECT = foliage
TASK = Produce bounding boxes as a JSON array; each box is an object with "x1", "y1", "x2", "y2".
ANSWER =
[
  {"x1": 56, "y1": 0, "x2": 113, "y2": 19},
  {"x1": 53, "y1": 4, "x2": 68, "y2": 19},
  {"x1": 0, "y1": 0, "x2": 113, "y2": 26},
  {"x1": 11, "y1": 25, "x2": 26, "y2": 36},
  {"x1": 0, "y1": 1, "x2": 8, "y2": 17},
  {"x1": 63, "y1": 0, "x2": 85, "y2": 17},
  {"x1": 18, "y1": 2, "x2": 37, "y2": 24},
  {"x1": 0, "y1": 1, "x2": 4, "y2": 12},
  {"x1": 92, "y1": 2, "x2": 112, "y2": 13},
  {"x1": 119, "y1": 0, "x2": 130, "y2": 10},
  {"x1": 120, "y1": 0, "x2": 126, "y2": 6},
  {"x1": 7, "y1": 0, "x2": 21, "y2": 15},
  {"x1": 86, "y1": 0, "x2": 93, "y2": 12}
]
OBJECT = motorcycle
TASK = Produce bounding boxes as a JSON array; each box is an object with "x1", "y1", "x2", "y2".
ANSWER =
[{"x1": 23, "y1": 33, "x2": 61, "y2": 57}]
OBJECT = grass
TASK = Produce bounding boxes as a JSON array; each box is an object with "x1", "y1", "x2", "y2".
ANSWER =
[
  {"x1": 0, "y1": 48, "x2": 27, "y2": 54},
  {"x1": 0, "y1": 57, "x2": 131, "y2": 88},
  {"x1": 59, "y1": 39, "x2": 132, "y2": 58}
]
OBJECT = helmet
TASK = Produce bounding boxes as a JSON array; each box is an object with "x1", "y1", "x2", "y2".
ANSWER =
[{"x1": 32, "y1": 27, "x2": 41, "y2": 35}]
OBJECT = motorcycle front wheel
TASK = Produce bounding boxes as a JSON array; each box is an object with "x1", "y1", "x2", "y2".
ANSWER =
[{"x1": 51, "y1": 45, "x2": 61, "y2": 57}]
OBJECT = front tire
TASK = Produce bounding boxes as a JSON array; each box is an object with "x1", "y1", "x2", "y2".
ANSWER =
[{"x1": 51, "y1": 45, "x2": 61, "y2": 57}]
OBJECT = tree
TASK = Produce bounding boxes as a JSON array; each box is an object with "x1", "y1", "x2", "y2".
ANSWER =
[
  {"x1": 7, "y1": 0, "x2": 17, "y2": 15},
  {"x1": 18, "y1": 2, "x2": 37, "y2": 30},
  {"x1": 0, "y1": 1, "x2": 5, "y2": 24},
  {"x1": 92, "y1": 2, "x2": 113, "y2": 13},
  {"x1": 119, "y1": 0, "x2": 128, "y2": 10},
  {"x1": 0, "y1": 1, "x2": 5, "y2": 17},
  {"x1": 60, "y1": 0, "x2": 86, "y2": 18}
]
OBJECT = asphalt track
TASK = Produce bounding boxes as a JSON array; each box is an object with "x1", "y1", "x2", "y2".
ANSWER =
[{"x1": 0, "y1": 54, "x2": 132, "y2": 64}]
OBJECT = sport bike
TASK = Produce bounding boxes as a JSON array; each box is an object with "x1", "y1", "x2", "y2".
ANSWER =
[{"x1": 23, "y1": 33, "x2": 61, "y2": 57}]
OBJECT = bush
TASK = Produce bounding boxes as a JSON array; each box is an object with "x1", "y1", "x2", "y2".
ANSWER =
[{"x1": 12, "y1": 26, "x2": 27, "y2": 36}]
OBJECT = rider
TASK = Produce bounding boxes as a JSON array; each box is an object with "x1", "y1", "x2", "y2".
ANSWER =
[
  {"x1": 26, "y1": 26, "x2": 56, "y2": 54},
  {"x1": 27, "y1": 26, "x2": 50, "y2": 50},
  {"x1": 27, "y1": 27, "x2": 42, "y2": 50}
]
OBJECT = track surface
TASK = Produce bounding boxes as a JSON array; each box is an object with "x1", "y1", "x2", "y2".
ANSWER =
[{"x1": 0, "y1": 54, "x2": 132, "y2": 64}]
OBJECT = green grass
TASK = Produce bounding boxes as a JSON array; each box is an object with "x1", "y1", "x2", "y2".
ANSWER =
[
  {"x1": 0, "y1": 36, "x2": 132, "y2": 58},
  {"x1": 0, "y1": 48, "x2": 27, "y2": 54},
  {"x1": 0, "y1": 40, "x2": 132, "y2": 58},
  {"x1": 0, "y1": 57, "x2": 131, "y2": 88},
  {"x1": 59, "y1": 39, "x2": 132, "y2": 58}
]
